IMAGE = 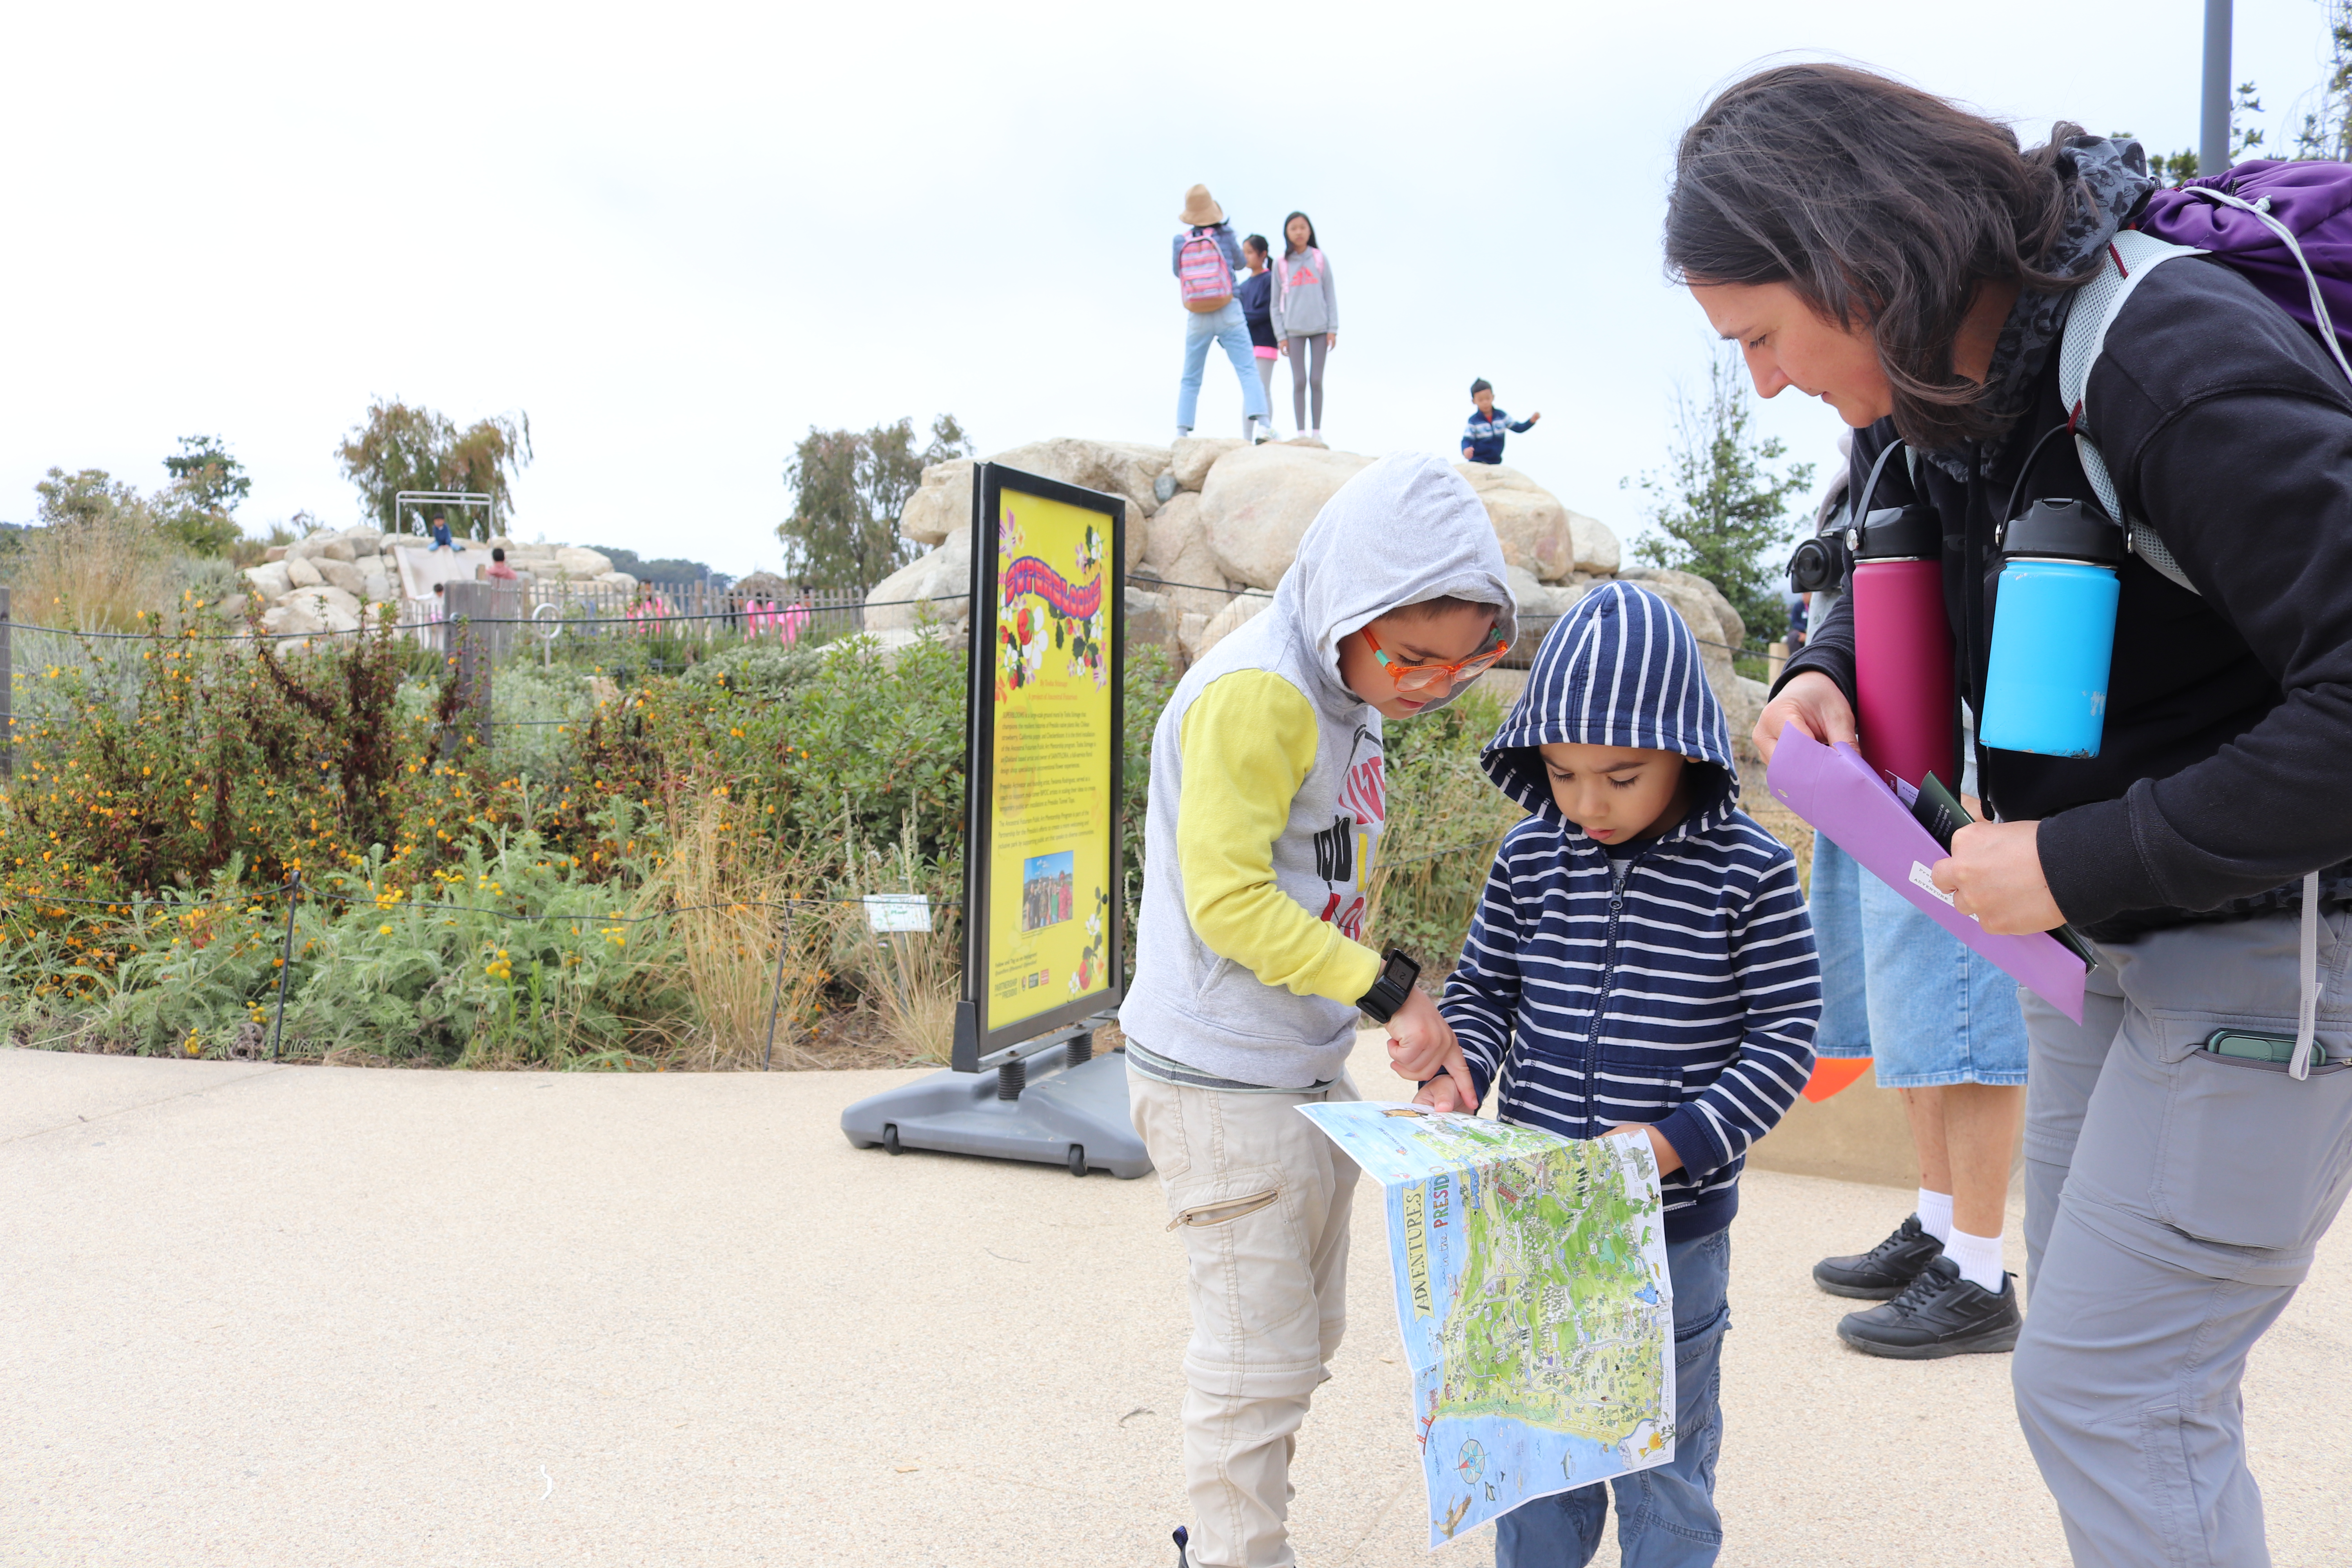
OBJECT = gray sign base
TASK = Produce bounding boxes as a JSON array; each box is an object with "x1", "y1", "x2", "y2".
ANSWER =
[{"x1": 840, "y1": 1049, "x2": 1151, "y2": 1178}]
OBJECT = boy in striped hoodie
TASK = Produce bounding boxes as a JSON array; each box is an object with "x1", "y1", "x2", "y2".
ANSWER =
[{"x1": 1401, "y1": 580, "x2": 1820, "y2": 1567}]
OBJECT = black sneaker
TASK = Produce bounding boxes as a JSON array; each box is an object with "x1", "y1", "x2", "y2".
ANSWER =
[
  {"x1": 1837, "y1": 1256, "x2": 2022, "y2": 1359},
  {"x1": 1813, "y1": 1213, "x2": 1944, "y2": 1299}
]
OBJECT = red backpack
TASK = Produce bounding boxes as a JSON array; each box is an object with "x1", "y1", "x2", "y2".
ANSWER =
[{"x1": 1177, "y1": 227, "x2": 1234, "y2": 313}]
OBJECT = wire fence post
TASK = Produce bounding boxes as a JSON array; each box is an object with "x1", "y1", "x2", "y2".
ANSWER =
[
  {"x1": 267, "y1": 871, "x2": 302, "y2": 1060},
  {"x1": 445, "y1": 581, "x2": 492, "y2": 756},
  {"x1": 761, "y1": 906, "x2": 793, "y2": 1071},
  {"x1": 0, "y1": 583, "x2": 11, "y2": 781}
]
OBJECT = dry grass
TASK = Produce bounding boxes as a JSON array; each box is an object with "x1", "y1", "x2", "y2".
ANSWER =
[
  {"x1": 1363, "y1": 743, "x2": 1526, "y2": 978},
  {"x1": 838, "y1": 818, "x2": 960, "y2": 1064},
  {"x1": 653, "y1": 786, "x2": 839, "y2": 1070},
  {"x1": 17, "y1": 513, "x2": 177, "y2": 633}
]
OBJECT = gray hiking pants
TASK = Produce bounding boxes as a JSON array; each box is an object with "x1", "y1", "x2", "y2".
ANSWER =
[{"x1": 2015, "y1": 909, "x2": 2352, "y2": 1566}]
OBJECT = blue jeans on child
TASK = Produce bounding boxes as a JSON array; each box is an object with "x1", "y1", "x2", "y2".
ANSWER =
[
  {"x1": 1178, "y1": 300, "x2": 1270, "y2": 430},
  {"x1": 1494, "y1": 1228, "x2": 1730, "y2": 1568}
]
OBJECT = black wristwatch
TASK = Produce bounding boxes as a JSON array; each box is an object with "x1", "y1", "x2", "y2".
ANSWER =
[{"x1": 1356, "y1": 947, "x2": 1421, "y2": 1025}]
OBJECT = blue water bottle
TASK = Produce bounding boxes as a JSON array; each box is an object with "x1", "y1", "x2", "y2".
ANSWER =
[{"x1": 1980, "y1": 438, "x2": 2125, "y2": 759}]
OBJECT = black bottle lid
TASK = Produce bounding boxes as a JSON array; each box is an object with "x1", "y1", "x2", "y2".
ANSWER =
[
  {"x1": 1998, "y1": 497, "x2": 2124, "y2": 565},
  {"x1": 1848, "y1": 503, "x2": 1940, "y2": 561}
]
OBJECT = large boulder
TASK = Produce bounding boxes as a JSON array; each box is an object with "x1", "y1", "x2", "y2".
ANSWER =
[
  {"x1": 1200, "y1": 444, "x2": 1375, "y2": 589},
  {"x1": 314, "y1": 557, "x2": 366, "y2": 598},
  {"x1": 865, "y1": 528, "x2": 973, "y2": 631},
  {"x1": 1143, "y1": 490, "x2": 1204, "y2": 572},
  {"x1": 345, "y1": 529, "x2": 383, "y2": 557},
  {"x1": 1455, "y1": 464, "x2": 1575, "y2": 582},
  {"x1": 1139, "y1": 491, "x2": 1238, "y2": 609},
  {"x1": 283, "y1": 555, "x2": 325, "y2": 590},
  {"x1": 1125, "y1": 586, "x2": 1176, "y2": 652},
  {"x1": 1619, "y1": 567, "x2": 1744, "y2": 654},
  {"x1": 984, "y1": 438, "x2": 1165, "y2": 575},
  {"x1": 241, "y1": 560, "x2": 293, "y2": 601},
  {"x1": 1171, "y1": 437, "x2": 1245, "y2": 491},
  {"x1": 358, "y1": 558, "x2": 396, "y2": 604},
  {"x1": 1567, "y1": 508, "x2": 1622, "y2": 577},
  {"x1": 316, "y1": 536, "x2": 358, "y2": 564},
  {"x1": 555, "y1": 546, "x2": 613, "y2": 578},
  {"x1": 1192, "y1": 592, "x2": 1270, "y2": 658},
  {"x1": 898, "y1": 458, "x2": 976, "y2": 546}
]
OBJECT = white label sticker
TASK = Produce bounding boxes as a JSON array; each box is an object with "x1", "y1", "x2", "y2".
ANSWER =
[
  {"x1": 1908, "y1": 860, "x2": 1979, "y2": 922},
  {"x1": 864, "y1": 893, "x2": 933, "y2": 933}
]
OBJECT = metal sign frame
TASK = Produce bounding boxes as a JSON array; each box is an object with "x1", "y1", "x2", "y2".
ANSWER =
[
  {"x1": 394, "y1": 490, "x2": 497, "y2": 542},
  {"x1": 952, "y1": 462, "x2": 1126, "y2": 1073}
]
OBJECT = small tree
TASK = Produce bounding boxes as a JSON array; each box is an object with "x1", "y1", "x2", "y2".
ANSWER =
[
  {"x1": 1631, "y1": 350, "x2": 1815, "y2": 650},
  {"x1": 336, "y1": 399, "x2": 532, "y2": 535},
  {"x1": 778, "y1": 414, "x2": 972, "y2": 591},
  {"x1": 156, "y1": 434, "x2": 249, "y2": 557}
]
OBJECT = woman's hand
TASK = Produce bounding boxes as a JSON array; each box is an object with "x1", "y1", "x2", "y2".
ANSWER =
[
  {"x1": 1933, "y1": 819, "x2": 2065, "y2": 935},
  {"x1": 1752, "y1": 669, "x2": 1855, "y2": 764},
  {"x1": 1326, "y1": 332, "x2": 1338, "y2": 352}
]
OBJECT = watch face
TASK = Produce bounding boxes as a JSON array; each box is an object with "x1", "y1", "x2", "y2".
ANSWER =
[{"x1": 1385, "y1": 953, "x2": 1417, "y2": 987}]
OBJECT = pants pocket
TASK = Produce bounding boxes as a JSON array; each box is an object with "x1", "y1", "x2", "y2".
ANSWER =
[
  {"x1": 1168, "y1": 1187, "x2": 1281, "y2": 1232},
  {"x1": 2154, "y1": 1018, "x2": 2352, "y2": 1250}
]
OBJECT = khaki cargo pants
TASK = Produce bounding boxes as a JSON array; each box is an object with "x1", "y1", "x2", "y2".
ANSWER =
[{"x1": 1129, "y1": 1062, "x2": 1361, "y2": 1568}]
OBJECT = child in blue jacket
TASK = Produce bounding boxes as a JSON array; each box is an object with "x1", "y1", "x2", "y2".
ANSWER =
[
  {"x1": 1397, "y1": 580, "x2": 1820, "y2": 1567},
  {"x1": 1461, "y1": 378, "x2": 1540, "y2": 465}
]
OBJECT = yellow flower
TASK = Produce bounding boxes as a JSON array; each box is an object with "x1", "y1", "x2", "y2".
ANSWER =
[{"x1": 379, "y1": 924, "x2": 393, "y2": 935}]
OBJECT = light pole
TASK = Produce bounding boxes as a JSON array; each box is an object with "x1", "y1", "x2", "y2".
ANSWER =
[{"x1": 2202, "y1": 0, "x2": 2234, "y2": 175}]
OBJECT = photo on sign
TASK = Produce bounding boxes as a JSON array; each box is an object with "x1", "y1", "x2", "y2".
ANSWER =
[{"x1": 1021, "y1": 850, "x2": 1075, "y2": 932}]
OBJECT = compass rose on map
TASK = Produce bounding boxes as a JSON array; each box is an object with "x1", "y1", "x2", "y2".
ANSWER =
[{"x1": 1456, "y1": 1438, "x2": 1487, "y2": 1487}]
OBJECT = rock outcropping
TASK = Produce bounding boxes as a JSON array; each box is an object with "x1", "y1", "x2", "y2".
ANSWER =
[
  {"x1": 866, "y1": 435, "x2": 1769, "y2": 754},
  {"x1": 238, "y1": 528, "x2": 646, "y2": 635}
]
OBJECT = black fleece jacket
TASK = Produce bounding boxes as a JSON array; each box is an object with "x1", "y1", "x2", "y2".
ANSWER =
[{"x1": 1779, "y1": 255, "x2": 2352, "y2": 940}]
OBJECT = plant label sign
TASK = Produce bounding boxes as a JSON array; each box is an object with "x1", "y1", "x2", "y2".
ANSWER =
[
  {"x1": 864, "y1": 894, "x2": 933, "y2": 934},
  {"x1": 953, "y1": 465, "x2": 1125, "y2": 1071}
]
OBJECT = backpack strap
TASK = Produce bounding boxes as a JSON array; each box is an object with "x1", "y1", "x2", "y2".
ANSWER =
[{"x1": 2058, "y1": 229, "x2": 2207, "y2": 593}]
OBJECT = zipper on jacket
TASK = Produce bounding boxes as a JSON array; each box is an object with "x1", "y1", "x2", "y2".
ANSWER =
[{"x1": 1581, "y1": 846, "x2": 1643, "y2": 1134}]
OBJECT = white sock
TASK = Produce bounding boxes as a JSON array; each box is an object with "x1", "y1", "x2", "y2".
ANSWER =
[
  {"x1": 1946, "y1": 1227, "x2": 2007, "y2": 1293},
  {"x1": 1916, "y1": 1189, "x2": 1953, "y2": 1244}
]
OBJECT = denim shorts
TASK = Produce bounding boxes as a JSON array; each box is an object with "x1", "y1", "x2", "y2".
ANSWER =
[{"x1": 1808, "y1": 836, "x2": 2029, "y2": 1088}]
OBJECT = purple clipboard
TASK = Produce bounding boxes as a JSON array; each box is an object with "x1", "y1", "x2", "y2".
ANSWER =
[{"x1": 1766, "y1": 728, "x2": 2086, "y2": 1025}]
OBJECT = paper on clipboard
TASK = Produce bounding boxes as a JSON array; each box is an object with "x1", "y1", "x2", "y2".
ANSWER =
[{"x1": 1766, "y1": 728, "x2": 2086, "y2": 1024}]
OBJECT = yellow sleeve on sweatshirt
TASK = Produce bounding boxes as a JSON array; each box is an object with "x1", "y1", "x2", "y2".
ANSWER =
[{"x1": 1178, "y1": 670, "x2": 1383, "y2": 1005}]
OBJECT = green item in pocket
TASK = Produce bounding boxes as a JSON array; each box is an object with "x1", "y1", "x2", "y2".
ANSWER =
[{"x1": 2202, "y1": 1028, "x2": 2318, "y2": 1066}]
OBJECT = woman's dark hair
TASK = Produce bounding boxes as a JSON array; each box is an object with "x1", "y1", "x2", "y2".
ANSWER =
[
  {"x1": 1666, "y1": 63, "x2": 2102, "y2": 450},
  {"x1": 1283, "y1": 211, "x2": 1318, "y2": 254},
  {"x1": 1243, "y1": 232, "x2": 1269, "y2": 258},
  {"x1": 1470, "y1": 378, "x2": 1493, "y2": 397}
]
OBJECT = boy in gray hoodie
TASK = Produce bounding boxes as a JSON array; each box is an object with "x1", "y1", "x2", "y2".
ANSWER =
[{"x1": 1124, "y1": 452, "x2": 1516, "y2": 1568}]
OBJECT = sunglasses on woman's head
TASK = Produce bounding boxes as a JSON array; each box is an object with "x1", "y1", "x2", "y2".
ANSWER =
[{"x1": 1360, "y1": 624, "x2": 1509, "y2": 695}]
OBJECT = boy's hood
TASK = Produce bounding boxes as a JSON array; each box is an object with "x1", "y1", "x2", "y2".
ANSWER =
[
  {"x1": 1267, "y1": 452, "x2": 1517, "y2": 714},
  {"x1": 1482, "y1": 580, "x2": 1738, "y2": 834}
]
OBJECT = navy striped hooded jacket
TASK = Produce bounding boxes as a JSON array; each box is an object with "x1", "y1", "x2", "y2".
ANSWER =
[{"x1": 1440, "y1": 581, "x2": 1820, "y2": 1241}]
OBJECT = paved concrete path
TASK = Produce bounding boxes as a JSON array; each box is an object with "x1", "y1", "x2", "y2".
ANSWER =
[{"x1": 5, "y1": 1040, "x2": 2347, "y2": 1567}]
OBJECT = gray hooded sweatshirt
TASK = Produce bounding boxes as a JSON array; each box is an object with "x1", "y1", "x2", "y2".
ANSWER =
[{"x1": 1120, "y1": 453, "x2": 1517, "y2": 1089}]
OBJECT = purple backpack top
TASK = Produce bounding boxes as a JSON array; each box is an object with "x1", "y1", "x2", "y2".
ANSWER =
[
  {"x1": 2140, "y1": 158, "x2": 2352, "y2": 371},
  {"x1": 2060, "y1": 159, "x2": 2352, "y2": 594}
]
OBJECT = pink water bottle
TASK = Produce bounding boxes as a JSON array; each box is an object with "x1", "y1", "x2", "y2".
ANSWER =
[{"x1": 1845, "y1": 443, "x2": 1955, "y2": 789}]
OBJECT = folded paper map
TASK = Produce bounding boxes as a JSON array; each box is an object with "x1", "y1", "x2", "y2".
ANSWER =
[
  {"x1": 1764, "y1": 728, "x2": 2086, "y2": 1024},
  {"x1": 1297, "y1": 1102, "x2": 1674, "y2": 1547}
]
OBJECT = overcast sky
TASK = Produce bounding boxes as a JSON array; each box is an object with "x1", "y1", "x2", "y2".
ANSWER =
[{"x1": 0, "y1": 0, "x2": 2338, "y2": 576}]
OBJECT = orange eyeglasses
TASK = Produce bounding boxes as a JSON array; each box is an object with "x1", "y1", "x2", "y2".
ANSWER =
[{"x1": 1360, "y1": 624, "x2": 1510, "y2": 695}]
